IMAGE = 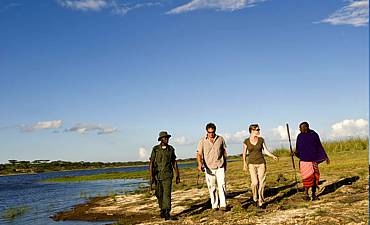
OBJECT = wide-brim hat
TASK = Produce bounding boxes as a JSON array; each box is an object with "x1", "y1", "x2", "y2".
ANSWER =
[{"x1": 158, "y1": 131, "x2": 171, "y2": 141}]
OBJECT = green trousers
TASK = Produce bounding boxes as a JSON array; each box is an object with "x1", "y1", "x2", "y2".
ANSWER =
[{"x1": 155, "y1": 178, "x2": 172, "y2": 210}]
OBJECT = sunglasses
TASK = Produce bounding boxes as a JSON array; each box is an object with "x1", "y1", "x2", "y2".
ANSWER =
[{"x1": 253, "y1": 129, "x2": 260, "y2": 131}]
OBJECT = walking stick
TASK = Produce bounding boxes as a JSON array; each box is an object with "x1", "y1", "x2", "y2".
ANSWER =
[{"x1": 286, "y1": 123, "x2": 298, "y2": 190}]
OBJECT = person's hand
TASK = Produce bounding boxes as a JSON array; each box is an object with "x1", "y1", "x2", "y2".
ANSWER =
[
  {"x1": 150, "y1": 178, "x2": 154, "y2": 190},
  {"x1": 197, "y1": 164, "x2": 203, "y2": 172},
  {"x1": 243, "y1": 164, "x2": 248, "y2": 172},
  {"x1": 176, "y1": 176, "x2": 180, "y2": 184},
  {"x1": 326, "y1": 158, "x2": 330, "y2": 165}
]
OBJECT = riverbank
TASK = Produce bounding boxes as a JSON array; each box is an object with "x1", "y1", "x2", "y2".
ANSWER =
[
  {"x1": 52, "y1": 138, "x2": 369, "y2": 225},
  {"x1": 0, "y1": 159, "x2": 200, "y2": 177}
]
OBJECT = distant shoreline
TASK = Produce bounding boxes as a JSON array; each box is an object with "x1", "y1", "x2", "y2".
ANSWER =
[
  {"x1": 0, "y1": 165, "x2": 147, "y2": 177},
  {"x1": 0, "y1": 159, "x2": 200, "y2": 177}
]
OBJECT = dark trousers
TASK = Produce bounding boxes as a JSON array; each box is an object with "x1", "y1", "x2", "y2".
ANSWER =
[{"x1": 156, "y1": 178, "x2": 172, "y2": 210}]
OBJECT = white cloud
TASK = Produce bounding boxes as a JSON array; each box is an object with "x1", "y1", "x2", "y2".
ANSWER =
[
  {"x1": 320, "y1": 0, "x2": 369, "y2": 27},
  {"x1": 271, "y1": 125, "x2": 299, "y2": 141},
  {"x1": 97, "y1": 127, "x2": 119, "y2": 135},
  {"x1": 138, "y1": 147, "x2": 147, "y2": 159},
  {"x1": 112, "y1": 2, "x2": 161, "y2": 16},
  {"x1": 65, "y1": 123, "x2": 118, "y2": 135},
  {"x1": 166, "y1": 0, "x2": 266, "y2": 15},
  {"x1": 222, "y1": 130, "x2": 249, "y2": 144},
  {"x1": 20, "y1": 120, "x2": 63, "y2": 132},
  {"x1": 172, "y1": 136, "x2": 194, "y2": 145},
  {"x1": 57, "y1": 0, "x2": 108, "y2": 11},
  {"x1": 331, "y1": 119, "x2": 368, "y2": 138},
  {"x1": 57, "y1": 0, "x2": 161, "y2": 15}
]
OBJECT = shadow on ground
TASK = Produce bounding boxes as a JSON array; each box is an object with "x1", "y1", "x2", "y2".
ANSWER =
[
  {"x1": 317, "y1": 176, "x2": 359, "y2": 197},
  {"x1": 178, "y1": 176, "x2": 360, "y2": 215},
  {"x1": 52, "y1": 176, "x2": 361, "y2": 224}
]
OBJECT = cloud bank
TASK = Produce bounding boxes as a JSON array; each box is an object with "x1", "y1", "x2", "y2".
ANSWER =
[
  {"x1": 222, "y1": 130, "x2": 249, "y2": 144},
  {"x1": 20, "y1": 120, "x2": 63, "y2": 132},
  {"x1": 65, "y1": 123, "x2": 119, "y2": 135},
  {"x1": 271, "y1": 125, "x2": 299, "y2": 141},
  {"x1": 57, "y1": 0, "x2": 161, "y2": 15},
  {"x1": 57, "y1": 0, "x2": 108, "y2": 11},
  {"x1": 320, "y1": 0, "x2": 369, "y2": 27},
  {"x1": 138, "y1": 147, "x2": 147, "y2": 159},
  {"x1": 172, "y1": 136, "x2": 194, "y2": 145},
  {"x1": 331, "y1": 118, "x2": 368, "y2": 138},
  {"x1": 166, "y1": 0, "x2": 266, "y2": 14}
]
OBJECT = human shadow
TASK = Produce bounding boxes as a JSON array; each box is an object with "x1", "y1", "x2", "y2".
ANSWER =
[
  {"x1": 262, "y1": 176, "x2": 359, "y2": 208},
  {"x1": 317, "y1": 176, "x2": 359, "y2": 197},
  {"x1": 176, "y1": 177, "x2": 358, "y2": 216},
  {"x1": 241, "y1": 182, "x2": 298, "y2": 209},
  {"x1": 175, "y1": 199, "x2": 211, "y2": 217}
]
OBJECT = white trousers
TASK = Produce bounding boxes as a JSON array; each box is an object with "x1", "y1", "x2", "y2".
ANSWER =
[{"x1": 205, "y1": 167, "x2": 226, "y2": 209}]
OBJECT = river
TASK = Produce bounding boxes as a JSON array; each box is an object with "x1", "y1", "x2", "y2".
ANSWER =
[{"x1": 0, "y1": 163, "x2": 195, "y2": 225}]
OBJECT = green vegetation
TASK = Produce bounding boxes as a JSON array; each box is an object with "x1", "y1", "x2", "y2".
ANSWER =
[
  {"x1": 0, "y1": 160, "x2": 148, "y2": 175},
  {"x1": 322, "y1": 138, "x2": 368, "y2": 153},
  {"x1": 272, "y1": 148, "x2": 291, "y2": 157},
  {"x1": 0, "y1": 158, "x2": 198, "y2": 176},
  {"x1": 43, "y1": 170, "x2": 149, "y2": 182},
  {"x1": 2, "y1": 206, "x2": 30, "y2": 220},
  {"x1": 42, "y1": 138, "x2": 368, "y2": 188}
]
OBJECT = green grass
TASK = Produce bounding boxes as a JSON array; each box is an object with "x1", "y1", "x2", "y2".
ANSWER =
[
  {"x1": 273, "y1": 148, "x2": 291, "y2": 157},
  {"x1": 43, "y1": 170, "x2": 149, "y2": 182},
  {"x1": 323, "y1": 138, "x2": 368, "y2": 153},
  {"x1": 2, "y1": 206, "x2": 30, "y2": 220},
  {"x1": 42, "y1": 138, "x2": 368, "y2": 186}
]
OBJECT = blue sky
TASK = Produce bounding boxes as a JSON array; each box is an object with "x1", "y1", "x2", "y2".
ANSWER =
[{"x1": 0, "y1": 0, "x2": 368, "y2": 163}]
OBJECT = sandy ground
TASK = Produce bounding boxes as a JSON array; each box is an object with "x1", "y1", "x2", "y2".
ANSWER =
[{"x1": 52, "y1": 175, "x2": 368, "y2": 225}]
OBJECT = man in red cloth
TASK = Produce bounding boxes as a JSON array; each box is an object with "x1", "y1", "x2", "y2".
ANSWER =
[{"x1": 293, "y1": 122, "x2": 330, "y2": 201}]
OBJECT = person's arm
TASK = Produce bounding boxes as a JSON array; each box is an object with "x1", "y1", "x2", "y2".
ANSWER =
[
  {"x1": 222, "y1": 137, "x2": 228, "y2": 171},
  {"x1": 242, "y1": 143, "x2": 248, "y2": 171},
  {"x1": 262, "y1": 142, "x2": 278, "y2": 161},
  {"x1": 196, "y1": 140, "x2": 204, "y2": 172},
  {"x1": 294, "y1": 135, "x2": 301, "y2": 159},
  {"x1": 223, "y1": 148, "x2": 228, "y2": 171},
  {"x1": 316, "y1": 132, "x2": 330, "y2": 164},
  {"x1": 197, "y1": 151, "x2": 203, "y2": 172},
  {"x1": 149, "y1": 148, "x2": 156, "y2": 189},
  {"x1": 172, "y1": 160, "x2": 180, "y2": 184},
  {"x1": 149, "y1": 160, "x2": 155, "y2": 189}
]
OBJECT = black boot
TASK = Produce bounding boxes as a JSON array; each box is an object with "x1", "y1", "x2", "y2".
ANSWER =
[
  {"x1": 160, "y1": 209, "x2": 165, "y2": 218},
  {"x1": 164, "y1": 209, "x2": 177, "y2": 221}
]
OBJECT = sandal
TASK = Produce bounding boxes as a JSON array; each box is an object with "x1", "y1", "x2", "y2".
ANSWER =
[
  {"x1": 302, "y1": 194, "x2": 310, "y2": 201},
  {"x1": 312, "y1": 195, "x2": 320, "y2": 201}
]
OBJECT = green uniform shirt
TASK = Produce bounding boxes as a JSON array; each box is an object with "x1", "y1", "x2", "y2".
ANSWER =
[{"x1": 150, "y1": 144, "x2": 176, "y2": 180}]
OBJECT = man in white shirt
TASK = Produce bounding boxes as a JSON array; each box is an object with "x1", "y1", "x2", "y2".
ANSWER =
[{"x1": 197, "y1": 122, "x2": 228, "y2": 211}]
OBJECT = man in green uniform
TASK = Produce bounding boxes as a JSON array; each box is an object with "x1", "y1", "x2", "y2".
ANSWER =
[{"x1": 149, "y1": 131, "x2": 180, "y2": 220}]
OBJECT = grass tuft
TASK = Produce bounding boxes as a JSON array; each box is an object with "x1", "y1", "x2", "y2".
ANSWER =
[{"x1": 2, "y1": 206, "x2": 30, "y2": 220}]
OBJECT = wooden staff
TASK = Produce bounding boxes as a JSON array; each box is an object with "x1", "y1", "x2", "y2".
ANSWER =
[{"x1": 286, "y1": 123, "x2": 298, "y2": 186}]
